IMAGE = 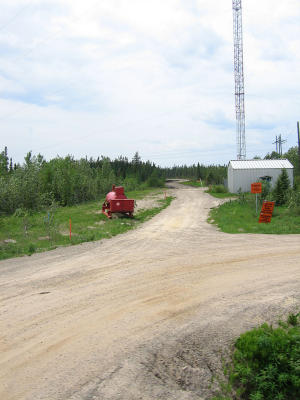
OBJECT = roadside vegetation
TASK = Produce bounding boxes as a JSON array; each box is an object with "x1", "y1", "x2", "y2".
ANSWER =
[
  {"x1": 212, "y1": 312, "x2": 300, "y2": 400},
  {"x1": 0, "y1": 189, "x2": 173, "y2": 260},
  {"x1": 0, "y1": 148, "x2": 176, "y2": 259},
  {"x1": 206, "y1": 185, "x2": 238, "y2": 199},
  {"x1": 0, "y1": 148, "x2": 165, "y2": 215},
  {"x1": 180, "y1": 180, "x2": 204, "y2": 187},
  {"x1": 209, "y1": 170, "x2": 300, "y2": 234},
  {"x1": 181, "y1": 181, "x2": 237, "y2": 198},
  {"x1": 167, "y1": 162, "x2": 227, "y2": 184}
]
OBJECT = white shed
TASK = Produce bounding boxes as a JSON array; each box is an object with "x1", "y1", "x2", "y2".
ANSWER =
[{"x1": 227, "y1": 159, "x2": 294, "y2": 193}]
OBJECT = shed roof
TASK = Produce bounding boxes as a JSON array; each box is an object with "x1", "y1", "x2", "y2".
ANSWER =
[{"x1": 229, "y1": 159, "x2": 293, "y2": 170}]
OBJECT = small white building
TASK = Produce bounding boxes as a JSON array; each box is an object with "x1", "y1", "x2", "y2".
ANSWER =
[{"x1": 227, "y1": 159, "x2": 294, "y2": 193}]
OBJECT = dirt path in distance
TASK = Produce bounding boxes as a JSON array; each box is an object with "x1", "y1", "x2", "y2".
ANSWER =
[{"x1": 0, "y1": 181, "x2": 299, "y2": 400}]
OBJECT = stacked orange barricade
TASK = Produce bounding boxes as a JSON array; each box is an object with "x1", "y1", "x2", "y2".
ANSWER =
[{"x1": 259, "y1": 201, "x2": 275, "y2": 223}]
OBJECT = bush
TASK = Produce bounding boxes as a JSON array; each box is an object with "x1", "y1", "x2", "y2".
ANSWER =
[
  {"x1": 146, "y1": 176, "x2": 164, "y2": 188},
  {"x1": 225, "y1": 314, "x2": 300, "y2": 400},
  {"x1": 273, "y1": 169, "x2": 291, "y2": 206},
  {"x1": 260, "y1": 180, "x2": 271, "y2": 201},
  {"x1": 287, "y1": 189, "x2": 300, "y2": 215},
  {"x1": 211, "y1": 184, "x2": 228, "y2": 193}
]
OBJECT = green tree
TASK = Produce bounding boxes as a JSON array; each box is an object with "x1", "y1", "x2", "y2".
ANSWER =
[
  {"x1": 265, "y1": 151, "x2": 281, "y2": 160},
  {"x1": 132, "y1": 151, "x2": 141, "y2": 165},
  {"x1": 0, "y1": 146, "x2": 9, "y2": 175},
  {"x1": 273, "y1": 169, "x2": 290, "y2": 206},
  {"x1": 284, "y1": 146, "x2": 299, "y2": 175},
  {"x1": 196, "y1": 162, "x2": 201, "y2": 180}
]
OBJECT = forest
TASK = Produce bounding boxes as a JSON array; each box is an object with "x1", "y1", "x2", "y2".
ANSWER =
[
  {"x1": 0, "y1": 147, "x2": 227, "y2": 215},
  {"x1": 1, "y1": 145, "x2": 298, "y2": 215}
]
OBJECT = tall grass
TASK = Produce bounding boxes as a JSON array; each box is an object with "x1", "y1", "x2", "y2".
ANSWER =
[
  {"x1": 0, "y1": 190, "x2": 173, "y2": 261},
  {"x1": 208, "y1": 195, "x2": 300, "y2": 234},
  {"x1": 212, "y1": 313, "x2": 300, "y2": 400}
]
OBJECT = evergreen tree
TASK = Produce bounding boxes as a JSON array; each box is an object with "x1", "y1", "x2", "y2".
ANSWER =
[
  {"x1": 132, "y1": 151, "x2": 141, "y2": 165},
  {"x1": 273, "y1": 169, "x2": 290, "y2": 205},
  {"x1": 0, "y1": 146, "x2": 9, "y2": 174},
  {"x1": 196, "y1": 162, "x2": 201, "y2": 180}
]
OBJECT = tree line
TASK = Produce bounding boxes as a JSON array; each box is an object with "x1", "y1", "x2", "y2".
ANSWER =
[
  {"x1": 0, "y1": 148, "x2": 228, "y2": 214},
  {"x1": 0, "y1": 149, "x2": 166, "y2": 214},
  {"x1": 2, "y1": 144, "x2": 297, "y2": 215},
  {"x1": 162, "y1": 163, "x2": 227, "y2": 184}
]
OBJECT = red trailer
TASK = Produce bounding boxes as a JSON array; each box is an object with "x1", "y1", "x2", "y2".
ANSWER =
[{"x1": 102, "y1": 185, "x2": 134, "y2": 219}]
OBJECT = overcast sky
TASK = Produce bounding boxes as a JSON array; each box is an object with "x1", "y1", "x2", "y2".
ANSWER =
[{"x1": 0, "y1": 0, "x2": 299, "y2": 166}]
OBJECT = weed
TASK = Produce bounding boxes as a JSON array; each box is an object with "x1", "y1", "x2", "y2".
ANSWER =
[
  {"x1": 0, "y1": 191, "x2": 173, "y2": 260},
  {"x1": 180, "y1": 180, "x2": 204, "y2": 187},
  {"x1": 212, "y1": 313, "x2": 300, "y2": 400},
  {"x1": 209, "y1": 195, "x2": 300, "y2": 234},
  {"x1": 28, "y1": 243, "x2": 36, "y2": 255}
]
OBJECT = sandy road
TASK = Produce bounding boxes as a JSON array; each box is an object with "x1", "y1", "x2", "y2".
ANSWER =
[{"x1": 0, "y1": 182, "x2": 300, "y2": 400}]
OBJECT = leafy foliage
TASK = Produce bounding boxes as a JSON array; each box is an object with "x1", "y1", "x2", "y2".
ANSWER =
[
  {"x1": 0, "y1": 192, "x2": 173, "y2": 260},
  {"x1": 209, "y1": 192, "x2": 300, "y2": 234},
  {"x1": 273, "y1": 169, "x2": 291, "y2": 206},
  {"x1": 0, "y1": 149, "x2": 164, "y2": 214},
  {"x1": 210, "y1": 184, "x2": 228, "y2": 194},
  {"x1": 162, "y1": 163, "x2": 227, "y2": 185},
  {"x1": 232, "y1": 314, "x2": 300, "y2": 400},
  {"x1": 213, "y1": 314, "x2": 300, "y2": 400}
]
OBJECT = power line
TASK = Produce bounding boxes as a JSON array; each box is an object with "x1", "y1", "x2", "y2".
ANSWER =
[{"x1": 273, "y1": 134, "x2": 286, "y2": 155}]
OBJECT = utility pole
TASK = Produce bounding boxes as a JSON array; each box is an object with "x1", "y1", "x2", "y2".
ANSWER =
[
  {"x1": 273, "y1": 136, "x2": 278, "y2": 153},
  {"x1": 278, "y1": 134, "x2": 287, "y2": 156},
  {"x1": 273, "y1": 135, "x2": 286, "y2": 156},
  {"x1": 232, "y1": 0, "x2": 246, "y2": 160}
]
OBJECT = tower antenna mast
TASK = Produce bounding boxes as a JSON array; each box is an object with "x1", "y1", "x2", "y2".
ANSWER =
[{"x1": 232, "y1": 0, "x2": 246, "y2": 160}]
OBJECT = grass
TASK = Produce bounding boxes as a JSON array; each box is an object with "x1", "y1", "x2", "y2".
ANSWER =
[
  {"x1": 180, "y1": 180, "x2": 204, "y2": 187},
  {"x1": 212, "y1": 313, "x2": 300, "y2": 400},
  {"x1": 208, "y1": 195, "x2": 300, "y2": 234},
  {"x1": 0, "y1": 189, "x2": 173, "y2": 261},
  {"x1": 180, "y1": 181, "x2": 237, "y2": 198},
  {"x1": 205, "y1": 184, "x2": 238, "y2": 199},
  {"x1": 206, "y1": 191, "x2": 237, "y2": 199}
]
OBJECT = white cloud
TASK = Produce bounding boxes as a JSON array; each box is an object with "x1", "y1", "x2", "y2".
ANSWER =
[{"x1": 0, "y1": 0, "x2": 299, "y2": 166}]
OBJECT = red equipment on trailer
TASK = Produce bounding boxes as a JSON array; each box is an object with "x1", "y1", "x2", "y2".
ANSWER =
[{"x1": 102, "y1": 185, "x2": 134, "y2": 219}]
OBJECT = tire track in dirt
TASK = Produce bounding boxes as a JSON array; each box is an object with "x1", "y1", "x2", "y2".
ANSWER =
[{"x1": 0, "y1": 181, "x2": 299, "y2": 399}]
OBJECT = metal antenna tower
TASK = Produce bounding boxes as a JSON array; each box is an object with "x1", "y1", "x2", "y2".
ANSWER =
[{"x1": 232, "y1": 0, "x2": 246, "y2": 160}]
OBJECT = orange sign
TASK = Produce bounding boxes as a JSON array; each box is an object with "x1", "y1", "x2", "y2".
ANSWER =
[
  {"x1": 261, "y1": 201, "x2": 275, "y2": 213},
  {"x1": 259, "y1": 214, "x2": 272, "y2": 223},
  {"x1": 251, "y1": 182, "x2": 262, "y2": 194},
  {"x1": 259, "y1": 201, "x2": 275, "y2": 223}
]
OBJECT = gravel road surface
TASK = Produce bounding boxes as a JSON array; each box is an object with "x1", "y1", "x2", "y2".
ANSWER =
[{"x1": 1, "y1": 181, "x2": 299, "y2": 400}]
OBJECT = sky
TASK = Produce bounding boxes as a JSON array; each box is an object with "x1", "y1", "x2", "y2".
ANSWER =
[{"x1": 0, "y1": 0, "x2": 299, "y2": 167}]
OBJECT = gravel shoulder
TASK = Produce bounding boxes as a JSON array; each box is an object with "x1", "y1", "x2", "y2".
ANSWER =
[{"x1": 0, "y1": 181, "x2": 299, "y2": 400}]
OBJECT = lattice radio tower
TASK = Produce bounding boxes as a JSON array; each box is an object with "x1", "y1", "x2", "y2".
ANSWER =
[{"x1": 232, "y1": 0, "x2": 246, "y2": 160}]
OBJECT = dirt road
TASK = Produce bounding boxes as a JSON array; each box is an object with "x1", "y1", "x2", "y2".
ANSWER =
[{"x1": 1, "y1": 182, "x2": 299, "y2": 400}]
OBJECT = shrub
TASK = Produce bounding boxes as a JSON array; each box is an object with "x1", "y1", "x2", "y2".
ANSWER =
[
  {"x1": 212, "y1": 184, "x2": 228, "y2": 193},
  {"x1": 28, "y1": 243, "x2": 36, "y2": 255},
  {"x1": 226, "y1": 314, "x2": 300, "y2": 400},
  {"x1": 260, "y1": 180, "x2": 271, "y2": 201},
  {"x1": 288, "y1": 188, "x2": 300, "y2": 207},
  {"x1": 273, "y1": 169, "x2": 291, "y2": 206},
  {"x1": 146, "y1": 176, "x2": 164, "y2": 188}
]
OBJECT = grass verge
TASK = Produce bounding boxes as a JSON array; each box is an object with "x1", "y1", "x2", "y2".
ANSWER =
[
  {"x1": 205, "y1": 191, "x2": 237, "y2": 199},
  {"x1": 205, "y1": 184, "x2": 237, "y2": 199},
  {"x1": 0, "y1": 189, "x2": 173, "y2": 261},
  {"x1": 212, "y1": 312, "x2": 300, "y2": 400},
  {"x1": 208, "y1": 197, "x2": 300, "y2": 234},
  {"x1": 180, "y1": 180, "x2": 204, "y2": 187}
]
